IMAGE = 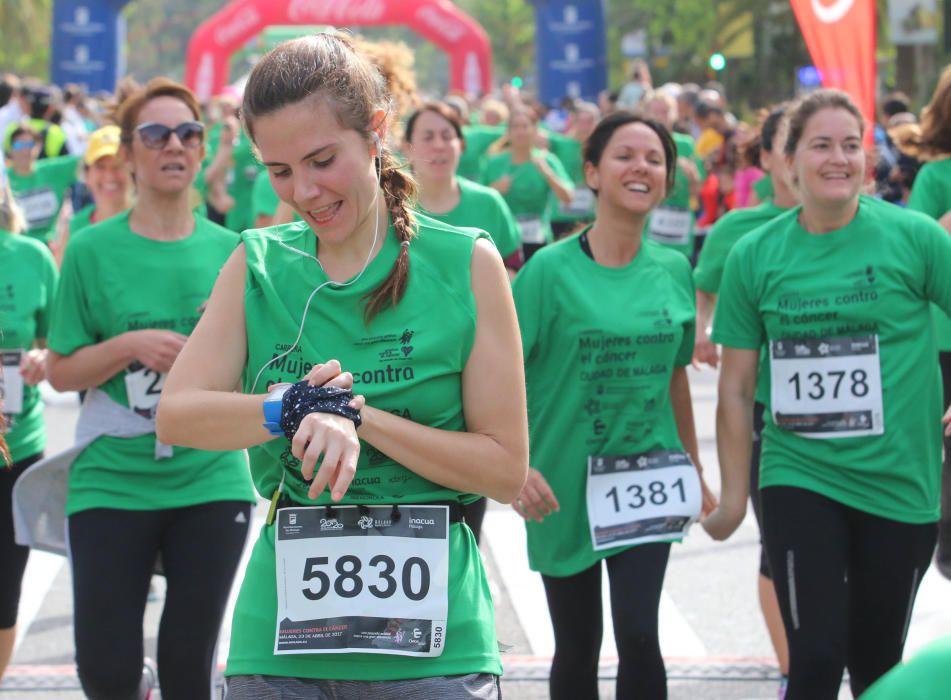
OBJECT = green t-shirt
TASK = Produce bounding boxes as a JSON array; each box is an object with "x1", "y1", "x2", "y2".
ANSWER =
[
  {"x1": 415, "y1": 177, "x2": 521, "y2": 258},
  {"x1": 695, "y1": 199, "x2": 791, "y2": 405},
  {"x1": 226, "y1": 218, "x2": 500, "y2": 680},
  {"x1": 645, "y1": 132, "x2": 703, "y2": 258},
  {"x1": 753, "y1": 175, "x2": 774, "y2": 202},
  {"x1": 0, "y1": 232, "x2": 57, "y2": 463},
  {"x1": 484, "y1": 149, "x2": 572, "y2": 245},
  {"x1": 47, "y1": 211, "x2": 255, "y2": 515},
  {"x1": 68, "y1": 203, "x2": 95, "y2": 236},
  {"x1": 204, "y1": 127, "x2": 262, "y2": 233},
  {"x1": 457, "y1": 124, "x2": 504, "y2": 183},
  {"x1": 548, "y1": 133, "x2": 595, "y2": 224},
  {"x1": 512, "y1": 231, "x2": 696, "y2": 576},
  {"x1": 712, "y1": 196, "x2": 951, "y2": 523},
  {"x1": 8, "y1": 156, "x2": 80, "y2": 243},
  {"x1": 694, "y1": 200, "x2": 789, "y2": 295},
  {"x1": 860, "y1": 636, "x2": 951, "y2": 699},
  {"x1": 907, "y1": 158, "x2": 951, "y2": 351}
]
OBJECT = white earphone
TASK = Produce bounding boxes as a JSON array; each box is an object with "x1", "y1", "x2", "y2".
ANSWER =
[{"x1": 371, "y1": 131, "x2": 382, "y2": 156}]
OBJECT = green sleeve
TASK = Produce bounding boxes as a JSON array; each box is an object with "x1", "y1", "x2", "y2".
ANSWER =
[
  {"x1": 484, "y1": 154, "x2": 505, "y2": 185},
  {"x1": 918, "y1": 216, "x2": 951, "y2": 315},
  {"x1": 693, "y1": 218, "x2": 732, "y2": 293},
  {"x1": 252, "y1": 170, "x2": 280, "y2": 221},
  {"x1": 490, "y1": 189, "x2": 521, "y2": 259},
  {"x1": 35, "y1": 243, "x2": 59, "y2": 339},
  {"x1": 512, "y1": 257, "x2": 547, "y2": 361},
  {"x1": 907, "y1": 165, "x2": 946, "y2": 219},
  {"x1": 710, "y1": 242, "x2": 764, "y2": 350},
  {"x1": 47, "y1": 243, "x2": 98, "y2": 355}
]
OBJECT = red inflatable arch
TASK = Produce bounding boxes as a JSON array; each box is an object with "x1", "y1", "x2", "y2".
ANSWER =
[{"x1": 185, "y1": 0, "x2": 492, "y2": 101}]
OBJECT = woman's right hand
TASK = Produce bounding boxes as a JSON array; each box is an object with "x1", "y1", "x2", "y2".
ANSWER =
[
  {"x1": 127, "y1": 330, "x2": 189, "y2": 373},
  {"x1": 512, "y1": 467, "x2": 560, "y2": 522}
]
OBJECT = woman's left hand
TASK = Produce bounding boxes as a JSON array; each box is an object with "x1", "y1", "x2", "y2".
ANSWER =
[
  {"x1": 20, "y1": 348, "x2": 47, "y2": 386},
  {"x1": 943, "y1": 403, "x2": 951, "y2": 437}
]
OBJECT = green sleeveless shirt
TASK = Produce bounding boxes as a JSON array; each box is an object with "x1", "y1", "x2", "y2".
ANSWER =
[{"x1": 226, "y1": 217, "x2": 502, "y2": 680}]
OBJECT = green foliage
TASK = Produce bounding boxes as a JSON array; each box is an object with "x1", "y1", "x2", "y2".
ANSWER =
[
  {"x1": 455, "y1": 0, "x2": 536, "y2": 89},
  {"x1": 0, "y1": 0, "x2": 53, "y2": 79},
  {"x1": 122, "y1": 0, "x2": 226, "y2": 82},
  {"x1": 605, "y1": 0, "x2": 812, "y2": 112}
]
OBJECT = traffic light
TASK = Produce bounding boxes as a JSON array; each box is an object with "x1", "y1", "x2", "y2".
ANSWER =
[{"x1": 708, "y1": 53, "x2": 726, "y2": 71}]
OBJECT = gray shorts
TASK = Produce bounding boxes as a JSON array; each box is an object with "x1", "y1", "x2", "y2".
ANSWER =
[{"x1": 226, "y1": 672, "x2": 501, "y2": 700}]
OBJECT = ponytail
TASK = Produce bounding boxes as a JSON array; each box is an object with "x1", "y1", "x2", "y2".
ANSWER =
[{"x1": 361, "y1": 150, "x2": 417, "y2": 322}]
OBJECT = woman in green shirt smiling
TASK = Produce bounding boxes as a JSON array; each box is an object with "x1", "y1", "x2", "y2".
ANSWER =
[
  {"x1": 512, "y1": 112, "x2": 715, "y2": 700},
  {"x1": 706, "y1": 89, "x2": 951, "y2": 699}
]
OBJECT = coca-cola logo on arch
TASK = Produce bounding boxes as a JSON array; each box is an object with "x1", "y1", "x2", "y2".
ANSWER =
[
  {"x1": 287, "y1": 0, "x2": 387, "y2": 24},
  {"x1": 214, "y1": 6, "x2": 261, "y2": 47},
  {"x1": 414, "y1": 6, "x2": 467, "y2": 42}
]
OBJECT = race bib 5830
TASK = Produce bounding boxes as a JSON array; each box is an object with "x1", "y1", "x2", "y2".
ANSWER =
[{"x1": 274, "y1": 505, "x2": 450, "y2": 657}]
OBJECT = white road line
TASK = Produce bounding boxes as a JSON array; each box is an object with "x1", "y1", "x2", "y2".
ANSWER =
[
  {"x1": 483, "y1": 509, "x2": 707, "y2": 659},
  {"x1": 904, "y1": 564, "x2": 951, "y2": 657},
  {"x1": 15, "y1": 550, "x2": 65, "y2": 649}
]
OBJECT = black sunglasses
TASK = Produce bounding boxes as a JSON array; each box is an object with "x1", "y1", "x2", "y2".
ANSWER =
[{"x1": 134, "y1": 121, "x2": 205, "y2": 150}]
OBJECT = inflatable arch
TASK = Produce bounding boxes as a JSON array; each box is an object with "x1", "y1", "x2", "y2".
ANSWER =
[{"x1": 185, "y1": 0, "x2": 493, "y2": 101}]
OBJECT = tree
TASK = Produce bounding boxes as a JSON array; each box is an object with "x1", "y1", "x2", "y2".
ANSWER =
[
  {"x1": 455, "y1": 0, "x2": 536, "y2": 88},
  {"x1": 0, "y1": 0, "x2": 53, "y2": 79}
]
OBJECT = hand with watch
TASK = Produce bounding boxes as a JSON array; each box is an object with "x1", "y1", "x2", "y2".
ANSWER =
[{"x1": 262, "y1": 360, "x2": 366, "y2": 502}]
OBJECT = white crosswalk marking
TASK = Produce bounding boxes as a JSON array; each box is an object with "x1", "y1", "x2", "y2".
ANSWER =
[{"x1": 14, "y1": 550, "x2": 64, "y2": 650}]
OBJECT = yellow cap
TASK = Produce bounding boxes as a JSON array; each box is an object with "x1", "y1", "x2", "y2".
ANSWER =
[{"x1": 84, "y1": 125, "x2": 121, "y2": 166}]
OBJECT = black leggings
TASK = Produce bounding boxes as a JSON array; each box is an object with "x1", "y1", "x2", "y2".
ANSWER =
[
  {"x1": 0, "y1": 453, "x2": 42, "y2": 629},
  {"x1": 542, "y1": 542, "x2": 671, "y2": 700},
  {"x1": 69, "y1": 501, "x2": 251, "y2": 700},
  {"x1": 760, "y1": 486, "x2": 936, "y2": 699}
]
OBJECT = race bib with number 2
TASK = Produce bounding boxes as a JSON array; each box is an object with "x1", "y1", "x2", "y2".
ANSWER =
[{"x1": 124, "y1": 364, "x2": 166, "y2": 419}]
